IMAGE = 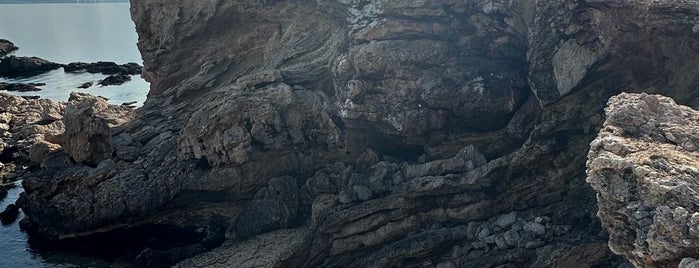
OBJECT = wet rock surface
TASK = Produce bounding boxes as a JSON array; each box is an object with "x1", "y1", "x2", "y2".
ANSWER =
[
  {"x1": 7, "y1": 0, "x2": 699, "y2": 267},
  {"x1": 587, "y1": 93, "x2": 699, "y2": 268},
  {"x1": 64, "y1": 61, "x2": 142, "y2": 76},
  {"x1": 0, "y1": 82, "x2": 44, "y2": 92},
  {"x1": 98, "y1": 74, "x2": 131, "y2": 86}
]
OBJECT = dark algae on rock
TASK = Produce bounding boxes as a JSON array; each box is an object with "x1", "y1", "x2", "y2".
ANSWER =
[{"x1": 7, "y1": 0, "x2": 699, "y2": 267}]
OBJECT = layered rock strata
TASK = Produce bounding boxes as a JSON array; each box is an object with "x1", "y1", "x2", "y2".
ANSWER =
[
  {"x1": 13, "y1": 0, "x2": 699, "y2": 267},
  {"x1": 587, "y1": 93, "x2": 699, "y2": 268}
]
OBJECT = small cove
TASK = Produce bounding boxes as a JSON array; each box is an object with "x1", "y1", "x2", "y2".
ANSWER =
[{"x1": 0, "y1": 2, "x2": 149, "y2": 267}]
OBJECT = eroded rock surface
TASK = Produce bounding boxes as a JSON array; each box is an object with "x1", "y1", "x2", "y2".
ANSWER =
[
  {"x1": 13, "y1": 0, "x2": 699, "y2": 267},
  {"x1": 587, "y1": 93, "x2": 699, "y2": 268}
]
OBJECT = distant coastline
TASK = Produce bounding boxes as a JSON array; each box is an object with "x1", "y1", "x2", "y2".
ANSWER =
[{"x1": 0, "y1": 0, "x2": 128, "y2": 3}]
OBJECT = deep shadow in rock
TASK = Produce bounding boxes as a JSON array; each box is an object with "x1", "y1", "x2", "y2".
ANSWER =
[{"x1": 25, "y1": 224, "x2": 208, "y2": 267}]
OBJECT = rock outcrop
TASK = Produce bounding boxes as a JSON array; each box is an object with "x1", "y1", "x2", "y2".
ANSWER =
[
  {"x1": 587, "y1": 93, "x2": 699, "y2": 268},
  {"x1": 98, "y1": 74, "x2": 131, "y2": 86},
  {"x1": 0, "y1": 92, "x2": 134, "y2": 176},
  {"x1": 63, "y1": 92, "x2": 135, "y2": 166},
  {"x1": 0, "y1": 39, "x2": 18, "y2": 57},
  {"x1": 64, "y1": 61, "x2": 142, "y2": 76},
  {"x1": 0, "y1": 55, "x2": 61, "y2": 77},
  {"x1": 0, "y1": 82, "x2": 44, "y2": 92},
  {"x1": 13, "y1": 0, "x2": 699, "y2": 267},
  {"x1": 0, "y1": 93, "x2": 66, "y2": 178}
]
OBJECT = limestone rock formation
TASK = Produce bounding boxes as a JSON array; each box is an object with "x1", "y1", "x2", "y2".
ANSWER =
[
  {"x1": 14, "y1": 0, "x2": 699, "y2": 267},
  {"x1": 587, "y1": 93, "x2": 699, "y2": 268},
  {"x1": 0, "y1": 93, "x2": 66, "y2": 175},
  {"x1": 63, "y1": 93, "x2": 130, "y2": 166},
  {"x1": 0, "y1": 92, "x2": 135, "y2": 184}
]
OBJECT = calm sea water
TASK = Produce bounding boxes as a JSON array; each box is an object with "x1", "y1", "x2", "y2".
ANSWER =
[
  {"x1": 0, "y1": 2, "x2": 149, "y2": 106},
  {"x1": 0, "y1": 3, "x2": 147, "y2": 267}
]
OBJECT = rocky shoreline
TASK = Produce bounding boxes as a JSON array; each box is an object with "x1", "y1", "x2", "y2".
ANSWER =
[
  {"x1": 0, "y1": 39, "x2": 143, "y2": 89},
  {"x1": 3, "y1": 0, "x2": 699, "y2": 267}
]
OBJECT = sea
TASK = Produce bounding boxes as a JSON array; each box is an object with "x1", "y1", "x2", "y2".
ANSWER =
[
  {"x1": 0, "y1": 2, "x2": 149, "y2": 106},
  {"x1": 0, "y1": 2, "x2": 147, "y2": 267}
]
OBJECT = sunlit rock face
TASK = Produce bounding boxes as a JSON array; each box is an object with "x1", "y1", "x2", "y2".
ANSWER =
[
  {"x1": 588, "y1": 93, "x2": 699, "y2": 268},
  {"x1": 14, "y1": 0, "x2": 699, "y2": 266}
]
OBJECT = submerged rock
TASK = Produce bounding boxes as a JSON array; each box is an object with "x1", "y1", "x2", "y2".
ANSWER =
[
  {"x1": 587, "y1": 93, "x2": 699, "y2": 268},
  {"x1": 63, "y1": 92, "x2": 134, "y2": 166}
]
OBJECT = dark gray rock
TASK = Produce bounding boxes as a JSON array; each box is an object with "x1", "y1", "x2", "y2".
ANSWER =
[
  {"x1": 11, "y1": 0, "x2": 699, "y2": 267},
  {"x1": 0, "y1": 56, "x2": 60, "y2": 77},
  {"x1": 64, "y1": 61, "x2": 142, "y2": 75},
  {"x1": 0, "y1": 39, "x2": 18, "y2": 57},
  {"x1": 0, "y1": 203, "x2": 19, "y2": 224},
  {"x1": 98, "y1": 74, "x2": 131, "y2": 86},
  {"x1": 235, "y1": 176, "x2": 298, "y2": 238},
  {"x1": 523, "y1": 222, "x2": 546, "y2": 236},
  {"x1": 77, "y1": 82, "x2": 93, "y2": 89},
  {"x1": 63, "y1": 95, "x2": 114, "y2": 166},
  {"x1": 0, "y1": 82, "x2": 42, "y2": 92}
]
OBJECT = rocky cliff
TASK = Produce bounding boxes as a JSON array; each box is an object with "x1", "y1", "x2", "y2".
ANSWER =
[
  {"x1": 13, "y1": 0, "x2": 699, "y2": 267},
  {"x1": 587, "y1": 93, "x2": 699, "y2": 268}
]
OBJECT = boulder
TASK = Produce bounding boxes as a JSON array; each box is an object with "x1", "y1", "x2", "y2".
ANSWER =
[
  {"x1": 62, "y1": 98, "x2": 109, "y2": 165},
  {"x1": 63, "y1": 92, "x2": 134, "y2": 166},
  {"x1": 28, "y1": 141, "x2": 61, "y2": 165},
  {"x1": 77, "y1": 82, "x2": 93, "y2": 89},
  {"x1": 587, "y1": 93, "x2": 699, "y2": 268},
  {"x1": 99, "y1": 74, "x2": 131, "y2": 86}
]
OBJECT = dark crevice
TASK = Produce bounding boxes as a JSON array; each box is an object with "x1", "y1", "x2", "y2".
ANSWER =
[{"x1": 27, "y1": 224, "x2": 206, "y2": 264}]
